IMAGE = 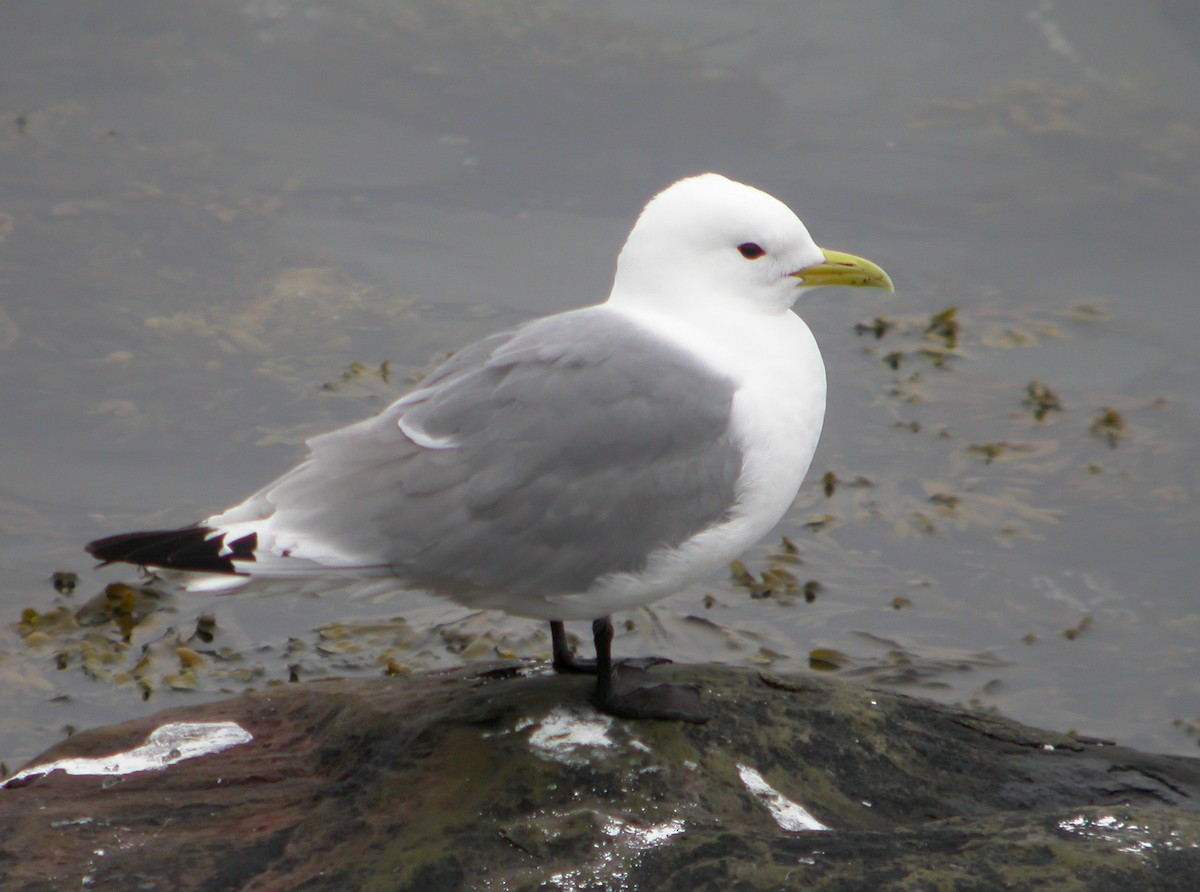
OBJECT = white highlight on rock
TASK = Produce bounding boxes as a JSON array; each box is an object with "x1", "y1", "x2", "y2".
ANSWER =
[
  {"x1": 527, "y1": 707, "x2": 616, "y2": 765},
  {"x1": 736, "y1": 763, "x2": 830, "y2": 832},
  {"x1": 1056, "y1": 812, "x2": 1199, "y2": 859},
  {"x1": 601, "y1": 815, "x2": 687, "y2": 847},
  {"x1": 2, "y1": 721, "x2": 253, "y2": 787},
  {"x1": 548, "y1": 815, "x2": 687, "y2": 889}
]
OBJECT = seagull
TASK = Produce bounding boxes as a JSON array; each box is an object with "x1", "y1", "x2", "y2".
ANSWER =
[{"x1": 87, "y1": 173, "x2": 893, "y2": 722}]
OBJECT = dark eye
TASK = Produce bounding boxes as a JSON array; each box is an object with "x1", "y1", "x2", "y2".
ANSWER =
[{"x1": 737, "y1": 242, "x2": 766, "y2": 260}]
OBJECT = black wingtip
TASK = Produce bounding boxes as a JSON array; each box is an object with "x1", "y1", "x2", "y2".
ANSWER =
[{"x1": 86, "y1": 527, "x2": 256, "y2": 575}]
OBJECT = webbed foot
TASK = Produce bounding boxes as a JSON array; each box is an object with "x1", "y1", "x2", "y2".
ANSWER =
[
  {"x1": 583, "y1": 616, "x2": 707, "y2": 723},
  {"x1": 593, "y1": 661, "x2": 707, "y2": 723}
]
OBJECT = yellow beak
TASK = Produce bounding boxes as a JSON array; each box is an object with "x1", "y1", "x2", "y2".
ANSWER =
[{"x1": 791, "y1": 249, "x2": 894, "y2": 292}]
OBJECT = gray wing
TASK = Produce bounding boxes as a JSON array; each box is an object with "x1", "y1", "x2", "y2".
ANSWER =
[{"x1": 233, "y1": 307, "x2": 743, "y2": 598}]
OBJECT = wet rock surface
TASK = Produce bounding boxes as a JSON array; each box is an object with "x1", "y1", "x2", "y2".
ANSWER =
[{"x1": 1, "y1": 664, "x2": 1198, "y2": 890}]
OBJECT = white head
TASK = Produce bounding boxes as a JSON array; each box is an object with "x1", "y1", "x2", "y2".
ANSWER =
[{"x1": 608, "y1": 173, "x2": 891, "y2": 316}]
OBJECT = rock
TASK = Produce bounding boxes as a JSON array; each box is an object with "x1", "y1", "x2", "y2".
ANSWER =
[{"x1": 1, "y1": 664, "x2": 1198, "y2": 890}]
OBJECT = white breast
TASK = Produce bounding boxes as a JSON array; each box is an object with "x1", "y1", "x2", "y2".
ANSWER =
[{"x1": 724, "y1": 311, "x2": 827, "y2": 541}]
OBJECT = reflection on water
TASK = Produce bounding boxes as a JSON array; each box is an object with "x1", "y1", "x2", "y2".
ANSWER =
[{"x1": 1, "y1": 0, "x2": 1198, "y2": 768}]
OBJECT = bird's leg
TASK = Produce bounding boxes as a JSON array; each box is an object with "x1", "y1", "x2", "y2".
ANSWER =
[
  {"x1": 550, "y1": 619, "x2": 671, "y2": 674},
  {"x1": 589, "y1": 615, "x2": 708, "y2": 723},
  {"x1": 550, "y1": 620, "x2": 597, "y2": 674}
]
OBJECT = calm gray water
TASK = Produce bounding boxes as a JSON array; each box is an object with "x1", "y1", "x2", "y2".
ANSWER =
[{"x1": 1, "y1": 0, "x2": 1198, "y2": 767}]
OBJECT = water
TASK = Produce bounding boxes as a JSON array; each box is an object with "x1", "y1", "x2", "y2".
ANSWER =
[{"x1": 1, "y1": 0, "x2": 1198, "y2": 767}]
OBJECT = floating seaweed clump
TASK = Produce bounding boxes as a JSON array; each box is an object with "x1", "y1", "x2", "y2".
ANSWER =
[
  {"x1": 1090, "y1": 408, "x2": 1126, "y2": 447},
  {"x1": 729, "y1": 538, "x2": 820, "y2": 605},
  {"x1": 15, "y1": 583, "x2": 270, "y2": 699},
  {"x1": 1023, "y1": 380, "x2": 1063, "y2": 422}
]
